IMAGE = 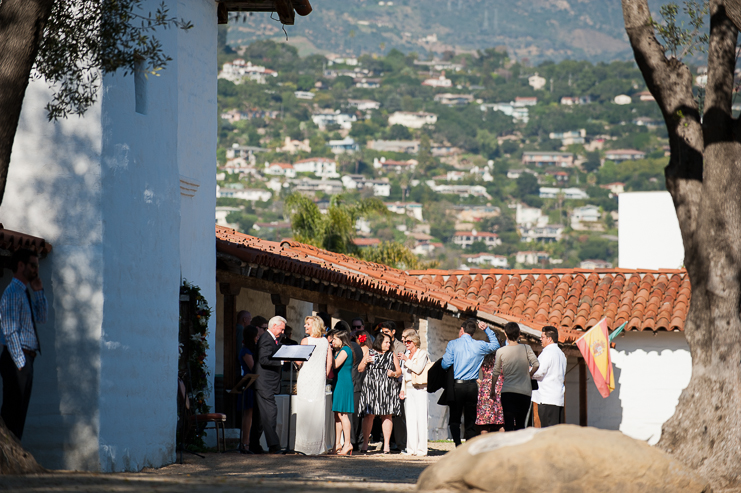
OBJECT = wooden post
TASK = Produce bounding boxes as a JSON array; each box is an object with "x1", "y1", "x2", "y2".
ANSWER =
[
  {"x1": 220, "y1": 283, "x2": 241, "y2": 388},
  {"x1": 271, "y1": 293, "x2": 289, "y2": 319},
  {"x1": 578, "y1": 357, "x2": 588, "y2": 427}
]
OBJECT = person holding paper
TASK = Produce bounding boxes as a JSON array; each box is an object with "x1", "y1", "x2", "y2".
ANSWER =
[
  {"x1": 254, "y1": 316, "x2": 286, "y2": 454},
  {"x1": 294, "y1": 316, "x2": 331, "y2": 455}
]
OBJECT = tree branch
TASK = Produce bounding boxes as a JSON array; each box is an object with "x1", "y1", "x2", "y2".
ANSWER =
[
  {"x1": 622, "y1": 0, "x2": 704, "y2": 250},
  {"x1": 704, "y1": 0, "x2": 738, "y2": 140},
  {"x1": 0, "y1": 0, "x2": 55, "y2": 206}
]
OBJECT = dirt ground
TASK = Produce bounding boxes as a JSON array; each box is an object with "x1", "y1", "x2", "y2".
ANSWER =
[{"x1": 0, "y1": 442, "x2": 456, "y2": 492}]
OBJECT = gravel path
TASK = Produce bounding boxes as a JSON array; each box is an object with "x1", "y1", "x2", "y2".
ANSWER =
[{"x1": 1, "y1": 442, "x2": 456, "y2": 492}]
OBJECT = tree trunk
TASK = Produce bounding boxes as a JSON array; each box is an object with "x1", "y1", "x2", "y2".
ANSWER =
[
  {"x1": 0, "y1": 417, "x2": 44, "y2": 474},
  {"x1": 0, "y1": 0, "x2": 55, "y2": 206},
  {"x1": 623, "y1": 0, "x2": 741, "y2": 490}
]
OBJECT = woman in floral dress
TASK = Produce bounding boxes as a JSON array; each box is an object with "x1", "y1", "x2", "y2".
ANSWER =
[{"x1": 476, "y1": 352, "x2": 504, "y2": 432}]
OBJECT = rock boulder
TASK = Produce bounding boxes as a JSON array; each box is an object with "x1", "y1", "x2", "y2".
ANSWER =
[
  {"x1": 417, "y1": 425, "x2": 710, "y2": 493},
  {"x1": 0, "y1": 420, "x2": 44, "y2": 475}
]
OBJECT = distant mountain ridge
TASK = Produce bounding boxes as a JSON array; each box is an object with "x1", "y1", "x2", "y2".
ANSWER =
[{"x1": 227, "y1": 0, "x2": 634, "y2": 63}]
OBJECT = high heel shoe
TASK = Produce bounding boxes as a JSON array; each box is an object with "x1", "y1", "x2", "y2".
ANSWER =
[{"x1": 337, "y1": 446, "x2": 353, "y2": 456}]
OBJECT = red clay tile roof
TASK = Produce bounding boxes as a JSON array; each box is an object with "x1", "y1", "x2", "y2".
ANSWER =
[
  {"x1": 216, "y1": 226, "x2": 690, "y2": 343},
  {"x1": 0, "y1": 225, "x2": 52, "y2": 258},
  {"x1": 216, "y1": 226, "x2": 449, "y2": 315},
  {"x1": 406, "y1": 268, "x2": 690, "y2": 342},
  {"x1": 352, "y1": 238, "x2": 381, "y2": 247}
]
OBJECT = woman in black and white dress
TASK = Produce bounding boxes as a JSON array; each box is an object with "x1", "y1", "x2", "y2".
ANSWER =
[{"x1": 358, "y1": 332, "x2": 401, "y2": 453}]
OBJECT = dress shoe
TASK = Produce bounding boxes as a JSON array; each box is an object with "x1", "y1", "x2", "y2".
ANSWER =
[
  {"x1": 268, "y1": 445, "x2": 283, "y2": 454},
  {"x1": 248, "y1": 447, "x2": 264, "y2": 455}
]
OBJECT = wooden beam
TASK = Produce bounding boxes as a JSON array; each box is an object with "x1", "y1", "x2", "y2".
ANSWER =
[{"x1": 578, "y1": 357, "x2": 588, "y2": 427}]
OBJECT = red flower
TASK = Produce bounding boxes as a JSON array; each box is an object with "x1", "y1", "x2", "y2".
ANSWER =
[{"x1": 358, "y1": 335, "x2": 367, "y2": 344}]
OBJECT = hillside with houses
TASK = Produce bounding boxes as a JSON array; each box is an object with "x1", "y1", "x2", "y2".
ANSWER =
[{"x1": 215, "y1": 37, "x2": 704, "y2": 270}]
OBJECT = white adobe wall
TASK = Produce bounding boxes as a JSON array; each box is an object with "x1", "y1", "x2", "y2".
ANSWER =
[
  {"x1": 619, "y1": 191, "x2": 684, "y2": 269},
  {"x1": 1, "y1": 0, "x2": 217, "y2": 471},
  {"x1": 0, "y1": 82, "x2": 104, "y2": 471},
  {"x1": 176, "y1": 0, "x2": 218, "y2": 424},
  {"x1": 564, "y1": 331, "x2": 691, "y2": 444}
]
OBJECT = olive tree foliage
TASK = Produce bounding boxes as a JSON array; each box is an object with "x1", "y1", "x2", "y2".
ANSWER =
[
  {"x1": 0, "y1": 0, "x2": 190, "y2": 205},
  {"x1": 622, "y1": 0, "x2": 741, "y2": 489}
]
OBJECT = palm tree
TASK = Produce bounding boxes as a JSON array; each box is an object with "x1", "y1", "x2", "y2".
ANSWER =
[{"x1": 284, "y1": 193, "x2": 388, "y2": 254}]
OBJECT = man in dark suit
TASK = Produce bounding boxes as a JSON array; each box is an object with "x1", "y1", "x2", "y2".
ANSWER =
[{"x1": 254, "y1": 315, "x2": 286, "y2": 454}]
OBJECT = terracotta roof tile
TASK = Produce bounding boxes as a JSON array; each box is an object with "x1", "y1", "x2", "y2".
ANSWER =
[
  {"x1": 406, "y1": 267, "x2": 691, "y2": 342},
  {"x1": 0, "y1": 225, "x2": 52, "y2": 258}
]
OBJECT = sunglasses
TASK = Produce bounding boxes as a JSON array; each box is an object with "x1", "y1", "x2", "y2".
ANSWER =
[{"x1": 403, "y1": 340, "x2": 413, "y2": 344}]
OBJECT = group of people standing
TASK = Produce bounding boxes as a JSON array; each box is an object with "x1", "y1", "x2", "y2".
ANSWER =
[
  {"x1": 237, "y1": 311, "x2": 430, "y2": 456},
  {"x1": 439, "y1": 320, "x2": 567, "y2": 444}
]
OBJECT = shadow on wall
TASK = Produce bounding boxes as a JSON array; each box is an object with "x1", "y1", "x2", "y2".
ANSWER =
[{"x1": 0, "y1": 81, "x2": 104, "y2": 470}]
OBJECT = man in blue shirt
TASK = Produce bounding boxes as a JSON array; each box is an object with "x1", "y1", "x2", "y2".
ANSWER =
[{"x1": 441, "y1": 319, "x2": 500, "y2": 446}]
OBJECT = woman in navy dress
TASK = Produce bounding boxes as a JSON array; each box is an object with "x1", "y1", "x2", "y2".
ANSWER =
[{"x1": 238, "y1": 325, "x2": 258, "y2": 453}]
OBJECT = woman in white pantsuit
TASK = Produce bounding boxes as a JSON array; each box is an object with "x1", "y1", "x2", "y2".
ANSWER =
[{"x1": 398, "y1": 328, "x2": 429, "y2": 456}]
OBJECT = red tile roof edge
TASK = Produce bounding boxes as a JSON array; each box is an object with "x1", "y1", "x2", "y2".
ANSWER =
[{"x1": 0, "y1": 225, "x2": 52, "y2": 258}]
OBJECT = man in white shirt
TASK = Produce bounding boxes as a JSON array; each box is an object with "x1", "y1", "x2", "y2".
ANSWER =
[{"x1": 532, "y1": 326, "x2": 567, "y2": 427}]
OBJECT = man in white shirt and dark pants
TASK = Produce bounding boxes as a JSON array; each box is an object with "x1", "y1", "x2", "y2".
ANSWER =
[{"x1": 531, "y1": 326, "x2": 567, "y2": 427}]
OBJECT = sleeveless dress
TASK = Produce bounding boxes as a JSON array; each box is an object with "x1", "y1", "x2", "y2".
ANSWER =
[
  {"x1": 238, "y1": 347, "x2": 254, "y2": 410},
  {"x1": 332, "y1": 346, "x2": 355, "y2": 413},
  {"x1": 476, "y1": 353, "x2": 504, "y2": 425},
  {"x1": 294, "y1": 337, "x2": 329, "y2": 455},
  {"x1": 358, "y1": 350, "x2": 401, "y2": 416}
]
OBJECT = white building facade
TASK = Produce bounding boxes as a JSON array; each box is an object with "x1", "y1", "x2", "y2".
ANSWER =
[{"x1": 0, "y1": 0, "x2": 217, "y2": 472}]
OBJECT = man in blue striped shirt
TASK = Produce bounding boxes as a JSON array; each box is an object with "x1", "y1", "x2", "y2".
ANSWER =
[
  {"x1": 0, "y1": 249, "x2": 47, "y2": 440},
  {"x1": 441, "y1": 319, "x2": 500, "y2": 446}
]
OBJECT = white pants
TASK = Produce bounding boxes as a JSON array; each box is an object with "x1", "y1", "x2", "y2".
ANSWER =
[{"x1": 404, "y1": 385, "x2": 429, "y2": 455}]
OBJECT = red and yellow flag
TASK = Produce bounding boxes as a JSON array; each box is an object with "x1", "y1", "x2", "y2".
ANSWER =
[{"x1": 576, "y1": 318, "x2": 615, "y2": 398}]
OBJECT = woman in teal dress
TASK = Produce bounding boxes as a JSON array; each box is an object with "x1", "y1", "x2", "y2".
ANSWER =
[{"x1": 328, "y1": 328, "x2": 355, "y2": 456}]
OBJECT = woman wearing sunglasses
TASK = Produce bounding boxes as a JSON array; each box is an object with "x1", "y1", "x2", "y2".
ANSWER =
[{"x1": 398, "y1": 328, "x2": 430, "y2": 456}]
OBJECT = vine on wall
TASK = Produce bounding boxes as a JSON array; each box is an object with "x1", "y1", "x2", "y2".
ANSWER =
[{"x1": 179, "y1": 280, "x2": 212, "y2": 448}]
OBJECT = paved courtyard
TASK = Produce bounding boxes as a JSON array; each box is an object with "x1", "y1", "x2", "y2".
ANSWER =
[{"x1": 0, "y1": 442, "x2": 455, "y2": 492}]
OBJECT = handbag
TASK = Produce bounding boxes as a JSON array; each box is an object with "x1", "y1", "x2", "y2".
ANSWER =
[{"x1": 411, "y1": 357, "x2": 433, "y2": 386}]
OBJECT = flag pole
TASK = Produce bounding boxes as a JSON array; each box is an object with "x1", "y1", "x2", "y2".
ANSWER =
[{"x1": 609, "y1": 322, "x2": 627, "y2": 342}]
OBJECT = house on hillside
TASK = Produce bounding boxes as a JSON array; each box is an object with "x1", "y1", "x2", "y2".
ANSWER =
[
  {"x1": 515, "y1": 251, "x2": 550, "y2": 265},
  {"x1": 480, "y1": 102, "x2": 529, "y2": 123},
  {"x1": 293, "y1": 157, "x2": 338, "y2": 178},
  {"x1": 328, "y1": 137, "x2": 359, "y2": 154},
  {"x1": 422, "y1": 73, "x2": 452, "y2": 88},
  {"x1": 373, "y1": 157, "x2": 418, "y2": 173},
  {"x1": 560, "y1": 96, "x2": 591, "y2": 105},
  {"x1": 341, "y1": 175, "x2": 391, "y2": 197},
  {"x1": 520, "y1": 224, "x2": 565, "y2": 242},
  {"x1": 275, "y1": 137, "x2": 311, "y2": 154},
  {"x1": 580, "y1": 259, "x2": 613, "y2": 269},
  {"x1": 604, "y1": 149, "x2": 646, "y2": 163},
  {"x1": 353, "y1": 238, "x2": 381, "y2": 248},
  {"x1": 465, "y1": 253, "x2": 509, "y2": 268},
  {"x1": 516, "y1": 203, "x2": 546, "y2": 227},
  {"x1": 539, "y1": 187, "x2": 589, "y2": 199},
  {"x1": 386, "y1": 202, "x2": 424, "y2": 221},
  {"x1": 549, "y1": 129, "x2": 586, "y2": 146},
  {"x1": 348, "y1": 99, "x2": 381, "y2": 111},
  {"x1": 600, "y1": 182, "x2": 625, "y2": 195},
  {"x1": 434, "y1": 93, "x2": 474, "y2": 106},
  {"x1": 428, "y1": 182, "x2": 491, "y2": 199},
  {"x1": 366, "y1": 139, "x2": 420, "y2": 154},
  {"x1": 523, "y1": 151, "x2": 574, "y2": 167},
  {"x1": 291, "y1": 178, "x2": 344, "y2": 195},
  {"x1": 311, "y1": 110, "x2": 357, "y2": 130},
  {"x1": 453, "y1": 231, "x2": 501, "y2": 249},
  {"x1": 264, "y1": 162, "x2": 296, "y2": 178},
  {"x1": 388, "y1": 111, "x2": 438, "y2": 129},
  {"x1": 217, "y1": 185, "x2": 272, "y2": 202}
]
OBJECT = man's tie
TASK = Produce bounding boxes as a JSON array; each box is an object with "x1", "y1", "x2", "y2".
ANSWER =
[{"x1": 24, "y1": 288, "x2": 41, "y2": 355}]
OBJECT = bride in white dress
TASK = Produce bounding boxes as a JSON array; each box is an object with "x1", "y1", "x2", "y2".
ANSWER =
[{"x1": 294, "y1": 315, "x2": 332, "y2": 455}]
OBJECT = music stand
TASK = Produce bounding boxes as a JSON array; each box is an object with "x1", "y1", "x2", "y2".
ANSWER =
[{"x1": 271, "y1": 344, "x2": 315, "y2": 454}]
